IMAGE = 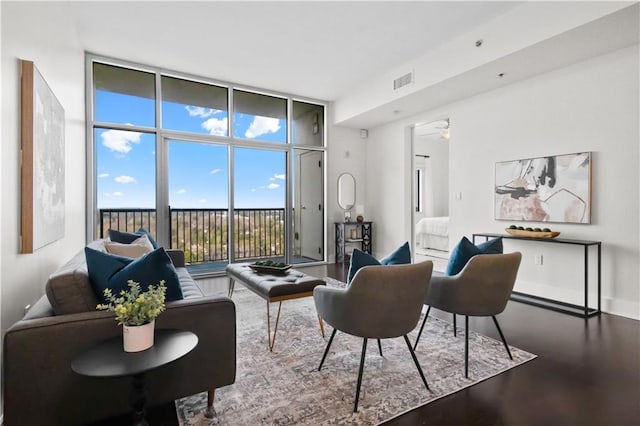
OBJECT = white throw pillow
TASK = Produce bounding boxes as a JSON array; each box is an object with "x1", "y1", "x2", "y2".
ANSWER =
[{"x1": 105, "y1": 234, "x2": 154, "y2": 258}]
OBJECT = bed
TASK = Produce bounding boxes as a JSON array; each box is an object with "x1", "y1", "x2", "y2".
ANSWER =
[{"x1": 415, "y1": 216, "x2": 449, "y2": 252}]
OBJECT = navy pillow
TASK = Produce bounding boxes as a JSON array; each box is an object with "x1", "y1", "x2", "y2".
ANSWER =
[
  {"x1": 85, "y1": 247, "x2": 183, "y2": 304},
  {"x1": 347, "y1": 242, "x2": 412, "y2": 284},
  {"x1": 380, "y1": 241, "x2": 411, "y2": 265},
  {"x1": 108, "y1": 228, "x2": 159, "y2": 249},
  {"x1": 445, "y1": 237, "x2": 503, "y2": 276},
  {"x1": 347, "y1": 249, "x2": 381, "y2": 284}
]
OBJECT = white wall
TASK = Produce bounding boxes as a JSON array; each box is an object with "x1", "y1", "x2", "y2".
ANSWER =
[
  {"x1": 326, "y1": 117, "x2": 366, "y2": 262},
  {"x1": 1, "y1": 3, "x2": 86, "y2": 334},
  {"x1": 366, "y1": 46, "x2": 639, "y2": 319}
]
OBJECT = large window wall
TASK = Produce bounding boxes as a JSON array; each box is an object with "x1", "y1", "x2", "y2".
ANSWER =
[{"x1": 87, "y1": 56, "x2": 326, "y2": 272}]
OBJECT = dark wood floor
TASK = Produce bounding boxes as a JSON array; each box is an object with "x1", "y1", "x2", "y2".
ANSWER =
[{"x1": 324, "y1": 263, "x2": 640, "y2": 426}]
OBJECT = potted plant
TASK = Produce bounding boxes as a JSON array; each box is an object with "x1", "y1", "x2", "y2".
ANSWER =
[{"x1": 97, "y1": 280, "x2": 167, "y2": 352}]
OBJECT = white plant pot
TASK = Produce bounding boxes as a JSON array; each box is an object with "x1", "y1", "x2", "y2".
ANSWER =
[{"x1": 123, "y1": 320, "x2": 155, "y2": 352}]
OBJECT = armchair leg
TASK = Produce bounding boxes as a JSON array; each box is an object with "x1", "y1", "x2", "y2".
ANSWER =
[
  {"x1": 413, "y1": 305, "x2": 431, "y2": 350},
  {"x1": 492, "y1": 316, "x2": 513, "y2": 360},
  {"x1": 403, "y1": 335, "x2": 430, "y2": 391},
  {"x1": 354, "y1": 338, "x2": 368, "y2": 412},
  {"x1": 453, "y1": 313, "x2": 457, "y2": 337},
  {"x1": 464, "y1": 315, "x2": 469, "y2": 378},
  {"x1": 318, "y1": 328, "x2": 337, "y2": 371},
  {"x1": 204, "y1": 389, "x2": 215, "y2": 418},
  {"x1": 377, "y1": 339, "x2": 383, "y2": 357}
]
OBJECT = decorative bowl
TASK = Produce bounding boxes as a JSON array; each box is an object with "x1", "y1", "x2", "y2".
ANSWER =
[
  {"x1": 505, "y1": 228, "x2": 560, "y2": 238},
  {"x1": 248, "y1": 264, "x2": 292, "y2": 274}
]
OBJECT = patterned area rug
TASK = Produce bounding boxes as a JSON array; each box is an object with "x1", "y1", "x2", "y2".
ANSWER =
[{"x1": 176, "y1": 278, "x2": 536, "y2": 425}]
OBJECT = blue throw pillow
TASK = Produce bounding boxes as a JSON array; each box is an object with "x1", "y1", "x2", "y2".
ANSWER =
[
  {"x1": 108, "y1": 228, "x2": 159, "y2": 249},
  {"x1": 445, "y1": 237, "x2": 503, "y2": 276},
  {"x1": 347, "y1": 249, "x2": 381, "y2": 284},
  {"x1": 380, "y1": 241, "x2": 411, "y2": 265},
  {"x1": 85, "y1": 247, "x2": 183, "y2": 304},
  {"x1": 347, "y1": 242, "x2": 412, "y2": 284}
]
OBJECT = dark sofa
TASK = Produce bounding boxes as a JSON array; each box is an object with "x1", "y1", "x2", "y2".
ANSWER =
[{"x1": 2, "y1": 240, "x2": 236, "y2": 425}]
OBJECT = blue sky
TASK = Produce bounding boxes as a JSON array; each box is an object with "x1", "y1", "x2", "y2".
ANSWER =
[{"x1": 95, "y1": 91, "x2": 287, "y2": 209}]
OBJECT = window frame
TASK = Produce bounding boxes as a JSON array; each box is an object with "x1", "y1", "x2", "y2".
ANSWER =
[{"x1": 86, "y1": 53, "x2": 328, "y2": 268}]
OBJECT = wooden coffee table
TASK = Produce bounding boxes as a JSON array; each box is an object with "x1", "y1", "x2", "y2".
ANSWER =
[
  {"x1": 226, "y1": 263, "x2": 326, "y2": 351},
  {"x1": 72, "y1": 329, "x2": 198, "y2": 426}
]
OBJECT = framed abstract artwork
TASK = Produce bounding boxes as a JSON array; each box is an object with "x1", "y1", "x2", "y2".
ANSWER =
[
  {"x1": 494, "y1": 152, "x2": 591, "y2": 224},
  {"x1": 21, "y1": 60, "x2": 65, "y2": 253}
]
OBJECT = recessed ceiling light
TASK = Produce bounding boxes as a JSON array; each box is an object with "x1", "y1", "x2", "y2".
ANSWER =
[
  {"x1": 475, "y1": 39, "x2": 483, "y2": 47},
  {"x1": 498, "y1": 73, "x2": 505, "y2": 78}
]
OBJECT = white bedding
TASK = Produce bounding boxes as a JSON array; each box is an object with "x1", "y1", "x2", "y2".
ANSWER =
[{"x1": 415, "y1": 216, "x2": 449, "y2": 251}]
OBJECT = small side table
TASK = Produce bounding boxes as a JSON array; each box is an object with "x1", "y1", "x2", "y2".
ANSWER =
[{"x1": 72, "y1": 329, "x2": 198, "y2": 426}]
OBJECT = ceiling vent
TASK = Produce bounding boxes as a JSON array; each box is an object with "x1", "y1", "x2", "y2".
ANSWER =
[{"x1": 393, "y1": 71, "x2": 414, "y2": 90}]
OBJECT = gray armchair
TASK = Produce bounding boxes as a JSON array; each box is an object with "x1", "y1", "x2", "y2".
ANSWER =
[
  {"x1": 314, "y1": 261, "x2": 433, "y2": 412},
  {"x1": 413, "y1": 252, "x2": 522, "y2": 378}
]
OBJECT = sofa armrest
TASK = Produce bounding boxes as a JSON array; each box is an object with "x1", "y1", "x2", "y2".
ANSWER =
[
  {"x1": 165, "y1": 249, "x2": 186, "y2": 267},
  {"x1": 3, "y1": 296, "x2": 236, "y2": 426}
]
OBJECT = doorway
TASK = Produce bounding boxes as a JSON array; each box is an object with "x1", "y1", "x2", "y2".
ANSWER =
[
  {"x1": 412, "y1": 119, "x2": 450, "y2": 271},
  {"x1": 295, "y1": 150, "x2": 324, "y2": 262}
]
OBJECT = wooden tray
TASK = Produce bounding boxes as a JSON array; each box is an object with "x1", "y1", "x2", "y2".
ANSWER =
[
  {"x1": 248, "y1": 264, "x2": 292, "y2": 274},
  {"x1": 505, "y1": 228, "x2": 560, "y2": 238}
]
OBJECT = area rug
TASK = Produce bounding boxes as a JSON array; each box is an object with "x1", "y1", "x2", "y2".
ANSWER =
[{"x1": 176, "y1": 278, "x2": 536, "y2": 425}]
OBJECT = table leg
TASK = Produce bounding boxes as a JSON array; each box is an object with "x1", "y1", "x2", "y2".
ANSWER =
[
  {"x1": 267, "y1": 301, "x2": 283, "y2": 351},
  {"x1": 584, "y1": 246, "x2": 589, "y2": 318},
  {"x1": 228, "y1": 278, "x2": 235, "y2": 298},
  {"x1": 131, "y1": 372, "x2": 148, "y2": 426},
  {"x1": 597, "y1": 243, "x2": 602, "y2": 314}
]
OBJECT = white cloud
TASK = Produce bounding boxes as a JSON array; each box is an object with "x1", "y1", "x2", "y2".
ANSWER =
[
  {"x1": 202, "y1": 118, "x2": 228, "y2": 136},
  {"x1": 210, "y1": 168, "x2": 222, "y2": 175},
  {"x1": 104, "y1": 191, "x2": 124, "y2": 197},
  {"x1": 198, "y1": 198, "x2": 207, "y2": 203},
  {"x1": 273, "y1": 174, "x2": 285, "y2": 180},
  {"x1": 176, "y1": 189, "x2": 187, "y2": 194},
  {"x1": 251, "y1": 188, "x2": 256, "y2": 192},
  {"x1": 101, "y1": 129, "x2": 142, "y2": 154},
  {"x1": 185, "y1": 106, "x2": 223, "y2": 118},
  {"x1": 114, "y1": 175, "x2": 136, "y2": 184},
  {"x1": 267, "y1": 183, "x2": 280, "y2": 190},
  {"x1": 98, "y1": 173, "x2": 109, "y2": 178},
  {"x1": 245, "y1": 116, "x2": 281, "y2": 138}
]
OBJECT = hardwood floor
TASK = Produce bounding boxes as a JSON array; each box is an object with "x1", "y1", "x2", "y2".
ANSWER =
[{"x1": 196, "y1": 263, "x2": 640, "y2": 426}]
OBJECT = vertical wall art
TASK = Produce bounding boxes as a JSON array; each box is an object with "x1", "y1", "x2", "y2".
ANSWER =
[
  {"x1": 494, "y1": 152, "x2": 591, "y2": 224},
  {"x1": 21, "y1": 60, "x2": 65, "y2": 253}
]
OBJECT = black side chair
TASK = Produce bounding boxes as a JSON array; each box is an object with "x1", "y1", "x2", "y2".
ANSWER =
[
  {"x1": 313, "y1": 261, "x2": 433, "y2": 412},
  {"x1": 414, "y1": 252, "x2": 522, "y2": 378}
]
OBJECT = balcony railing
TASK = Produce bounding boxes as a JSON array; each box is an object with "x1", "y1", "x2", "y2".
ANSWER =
[{"x1": 99, "y1": 208, "x2": 285, "y2": 264}]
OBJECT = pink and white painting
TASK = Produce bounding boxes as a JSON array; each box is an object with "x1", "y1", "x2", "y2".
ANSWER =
[{"x1": 495, "y1": 152, "x2": 591, "y2": 223}]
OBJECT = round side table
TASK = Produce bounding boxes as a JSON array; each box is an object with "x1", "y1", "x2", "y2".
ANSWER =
[{"x1": 72, "y1": 329, "x2": 198, "y2": 426}]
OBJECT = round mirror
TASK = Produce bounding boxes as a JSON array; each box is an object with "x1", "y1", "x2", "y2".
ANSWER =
[{"x1": 337, "y1": 172, "x2": 356, "y2": 210}]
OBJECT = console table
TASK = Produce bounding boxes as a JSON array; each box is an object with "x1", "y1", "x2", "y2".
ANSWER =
[
  {"x1": 473, "y1": 233, "x2": 601, "y2": 319},
  {"x1": 335, "y1": 221, "x2": 372, "y2": 264}
]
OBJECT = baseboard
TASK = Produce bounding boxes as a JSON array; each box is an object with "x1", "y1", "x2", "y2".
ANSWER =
[
  {"x1": 514, "y1": 279, "x2": 639, "y2": 320},
  {"x1": 604, "y1": 298, "x2": 640, "y2": 320}
]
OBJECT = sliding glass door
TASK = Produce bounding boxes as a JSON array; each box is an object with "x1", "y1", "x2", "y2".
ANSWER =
[
  {"x1": 233, "y1": 147, "x2": 286, "y2": 263},
  {"x1": 167, "y1": 140, "x2": 229, "y2": 269}
]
